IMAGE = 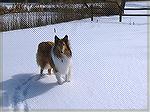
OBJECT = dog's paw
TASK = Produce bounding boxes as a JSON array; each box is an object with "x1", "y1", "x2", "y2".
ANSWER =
[
  {"x1": 65, "y1": 76, "x2": 71, "y2": 82},
  {"x1": 57, "y1": 81, "x2": 64, "y2": 85},
  {"x1": 65, "y1": 79, "x2": 71, "y2": 82},
  {"x1": 56, "y1": 76, "x2": 65, "y2": 85},
  {"x1": 39, "y1": 74, "x2": 46, "y2": 79},
  {"x1": 67, "y1": 80, "x2": 71, "y2": 82}
]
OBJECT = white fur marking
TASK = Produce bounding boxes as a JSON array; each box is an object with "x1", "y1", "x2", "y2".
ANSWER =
[
  {"x1": 51, "y1": 47, "x2": 71, "y2": 84},
  {"x1": 44, "y1": 64, "x2": 52, "y2": 69}
]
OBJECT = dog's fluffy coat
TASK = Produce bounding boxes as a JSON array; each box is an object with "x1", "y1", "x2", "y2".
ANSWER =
[{"x1": 36, "y1": 35, "x2": 72, "y2": 84}]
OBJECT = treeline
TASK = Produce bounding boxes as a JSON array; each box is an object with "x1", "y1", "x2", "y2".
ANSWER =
[
  {"x1": 1, "y1": 0, "x2": 121, "y2": 32},
  {"x1": 1, "y1": 0, "x2": 100, "y2": 3},
  {"x1": 1, "y1": 0, "x2": 148, "y2": 3}
]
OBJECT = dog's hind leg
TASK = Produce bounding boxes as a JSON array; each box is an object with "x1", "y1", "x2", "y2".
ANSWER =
[
  {"x1": 40, "y1": 69, "x2": 44, "y2": 75},
  {"x1": 48, "y1": 69, "x2": 51, "y2": 75},
  {"x1": 40, "y1": 62, "x2": 46, "y2": 76}
]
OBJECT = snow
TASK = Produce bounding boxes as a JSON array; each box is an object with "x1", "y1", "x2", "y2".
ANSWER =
[{"x1": 1, "y1": 1, "x2": 148, "y2": 111}]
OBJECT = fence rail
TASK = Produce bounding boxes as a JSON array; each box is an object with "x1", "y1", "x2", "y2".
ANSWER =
[
  {"x1": 123, "y1": 14, "x2": 150, "y2": 16},
  {"x1": 124, "y1": 8, "x2": 150, "y2": 10}
]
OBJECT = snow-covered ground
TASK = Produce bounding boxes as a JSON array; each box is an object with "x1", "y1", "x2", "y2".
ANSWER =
[{"x1": 1, "y1": 1, "x2": 148, "y2": 112}]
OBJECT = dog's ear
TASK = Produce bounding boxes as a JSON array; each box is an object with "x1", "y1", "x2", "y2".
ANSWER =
[
  {"x1": 55, "y1": 35, "x2": 60, "y2": 43},
  {"x1": 63, "y1": 35, "x2": 68, "y2": 42}
]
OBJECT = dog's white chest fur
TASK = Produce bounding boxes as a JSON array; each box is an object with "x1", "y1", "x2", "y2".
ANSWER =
[{"x1": 51, "y1": 48, "x2": 71, "y2": 74}]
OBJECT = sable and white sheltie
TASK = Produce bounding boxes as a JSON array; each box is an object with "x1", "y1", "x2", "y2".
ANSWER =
[{"x1": 36, "y1": 35, "x2": 72, "y2": 85}]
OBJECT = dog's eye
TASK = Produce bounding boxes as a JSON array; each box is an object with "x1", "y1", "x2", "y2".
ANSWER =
[{"x1": 58, "y1": 42, "x2": 64, "y2": 46}]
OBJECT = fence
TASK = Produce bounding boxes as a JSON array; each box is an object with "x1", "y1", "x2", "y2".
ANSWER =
[
  {"x1": 0, "y1": 1, "x2": 120, "y2": 32},
  {"x1": 119, "y1": 0, "x2": 150, "y2": 22}
]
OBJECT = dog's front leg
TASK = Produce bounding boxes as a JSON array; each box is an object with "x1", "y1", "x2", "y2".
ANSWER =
[
  {"x1": 55, "y1": 72, "x2": 65, "y2": 85},
  {"x1": 66, "y1": 65, "x2": 72, "y2": 82}
]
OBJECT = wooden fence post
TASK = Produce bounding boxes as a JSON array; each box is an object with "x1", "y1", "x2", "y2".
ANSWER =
[
  {"x1": 119, "y1": 0, "x2": 126, "y2": 22},
  {"x1": 90, "y1": 5, "x2": 93, "y2": 21}
]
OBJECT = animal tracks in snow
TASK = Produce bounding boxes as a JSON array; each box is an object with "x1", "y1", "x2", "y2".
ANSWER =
[{"x1": 11, "y1": 74, "x2": 42, "y2": 112}]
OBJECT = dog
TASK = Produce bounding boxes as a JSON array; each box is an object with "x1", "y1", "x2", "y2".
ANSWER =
[{"x1": 36, "y1": 35, "x2": 72, "y2": 85}]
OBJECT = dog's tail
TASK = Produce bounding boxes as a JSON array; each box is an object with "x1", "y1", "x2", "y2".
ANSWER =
[
  {"x1": 36, "y1": 42, "x2": 46, "y2": 67},
  {"x1": 36, "y1": 44, "x2": 41, "y2": 66}
]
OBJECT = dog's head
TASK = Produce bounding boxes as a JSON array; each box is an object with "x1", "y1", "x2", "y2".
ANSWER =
[{"x1": 54, "y1": 35, "x2": 72, "y2": 57}]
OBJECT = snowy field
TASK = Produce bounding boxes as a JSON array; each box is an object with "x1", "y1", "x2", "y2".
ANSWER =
[{"x1": 1, "y1": 1, "x2": 149, "y2": 111}]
